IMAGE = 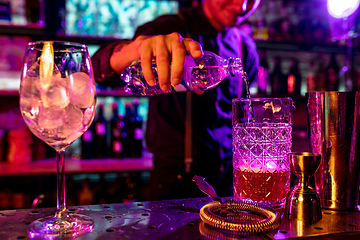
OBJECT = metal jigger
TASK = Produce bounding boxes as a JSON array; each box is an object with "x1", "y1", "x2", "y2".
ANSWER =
[{"x1": 284, "y1": 152, "x2": 322, "y2": 224}]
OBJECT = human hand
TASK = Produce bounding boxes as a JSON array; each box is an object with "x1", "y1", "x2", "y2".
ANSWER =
[{"x1": 133, "y1": 33, "x2": 203, "y2": 91}]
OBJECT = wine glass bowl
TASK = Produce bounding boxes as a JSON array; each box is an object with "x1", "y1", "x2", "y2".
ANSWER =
[{"x1": 19, "y1": 41, "x2": 96, "y2": 238}]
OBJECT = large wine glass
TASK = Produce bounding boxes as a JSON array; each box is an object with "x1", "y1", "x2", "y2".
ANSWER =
[{"x1": 19, "y1": 41, "x2": 96, "y2": 238}]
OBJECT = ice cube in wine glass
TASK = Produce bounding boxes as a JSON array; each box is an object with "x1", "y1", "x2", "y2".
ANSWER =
[
  {"x1": 29, "y1": 58, "x2": 61, "y2": 90},
  {"x1": 20, "y1": 78, "x2": 41, "y2": 120},
  {"x1": 26, "y1": 60, "x2": 40, "y2": 78},
  {"x1": 38, "y1": 105, "x2": 65, "y2": 130},
  {"x1": 83, "y1": 104, "x2": 96, "y2": 127},
  {"x1": 68, "y1": 72, "x2": 96, "y2": 108},
  {"x1": 20, "y1": 95, "x2": 40, "y2": 121},
  {"x1": 39, "y1": 76, "x2": 69, "y2": 109},
  {"x1": 61, "y1": 104, "x2": 84, "y2": 140},
  {"x1": 26, "y1": 54, "x2": 60, "y2": 77}
]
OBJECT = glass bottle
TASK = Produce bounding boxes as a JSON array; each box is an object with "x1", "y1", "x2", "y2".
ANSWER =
[
  {"x1": 287, "y1": 58, "x2": 302, "y2": 95},
  {"x1": 122, "y1": 102, "x2": 132, "y2": 158},
  {"x1": 122, "y1": 175, "x2": 137, "y2": 203},
  {"x1": 81, "y1": 121, "x2": 95, "y2": 159},
  {"x1": 306, "y1": 61, "x2": 316, "y2": 92},
  {"x1": 78, "y1": 178, "x2": 94, "y2": 206},
  {"x1": 258, "y1": 52, "x2": 269, "y2": 94},
  {"x1": 94, "y1": 103, "x2": 108, "y2": 158},
  {"x1": 110, "y1": 101, "x2": 123, "y2": 158},
  {"x1": 93, "y1": 174, "x2": 111, "y2": 204},
  {"x1": 314, "y1": 52, "x2": 327, "y2": 91},
  {"x1": 270, "y1": 57, "x2": 286, "y2": 95},
  {"x1": 130, "y1": 99, "x2": 143, "y2": 158},
  {"x1": 326, "y1": 53, "x2": 340, "y2": 91},
  {"x1": 121, "y1": 51, "x2": 245, "y2": 96}
]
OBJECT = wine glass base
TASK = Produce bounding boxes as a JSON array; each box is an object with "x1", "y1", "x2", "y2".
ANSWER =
[{"x1": 27, "y1": 213, "x2": 94, "y2": 239}]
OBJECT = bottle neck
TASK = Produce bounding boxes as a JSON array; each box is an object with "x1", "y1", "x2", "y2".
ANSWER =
[
  {"x1": 228, "y1": 58, "x2": 243, "y2": 77},
  {"x1": 112, "y1": 107, "x2": 119, "y2": 120},
  {"x1": 133, "y1": 104, "x2": 139, "y2": 118},
  {"x1": 126, "y1": 108, "x2": 131, "y2": 117},
  {"x1": 98, "y1": 107, "x2": 104, "y2": 119}
]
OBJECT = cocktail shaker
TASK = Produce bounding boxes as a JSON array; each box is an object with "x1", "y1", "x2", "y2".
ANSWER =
[{"x1": 306, "y1": 91, "x2": 360, "y2": 210}]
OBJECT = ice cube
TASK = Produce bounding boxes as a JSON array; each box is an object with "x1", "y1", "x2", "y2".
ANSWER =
[
  {"x1": 68, "y1": 72, "x2": 96, "y2": 108},
  {"x1": 21, "y1": 74, "x2": 40, "y2": 95},
  {"x1": 82, "y1": 104, "x2": 96, "y2": 127},
  {"x1": 26, "y1": 60, "x2": 40, "y2": 78},
  {"x1": 20, "y1": 78, "x2": 41, "y2": 120},
  {"x1": 36, "y1": 75, "x2": 54, "y2": 92},
  {"x1": 20, "y1": 94, "x2": 41, "y2": 120},
  {"x1": 40, "y1": 76, "x2": 69, "y2": 108},
  {"x1": 61, "y1": 104, "x2": 84, "y2": 138},
  {"x1": 38, "y1": 105, "x2": 65, "y2": 130},
  {"x1": 27, "y1": 59, "x2": 61, "y2": 91}
]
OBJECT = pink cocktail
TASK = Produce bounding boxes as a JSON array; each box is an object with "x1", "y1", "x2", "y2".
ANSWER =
[{"x1": 232, "y1": 98, "x2": 295, "y2": 207}]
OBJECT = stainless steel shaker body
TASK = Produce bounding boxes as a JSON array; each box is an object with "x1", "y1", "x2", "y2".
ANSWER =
[{"x1": 306, "y1": 91, "x2": 360, "y2": 210}]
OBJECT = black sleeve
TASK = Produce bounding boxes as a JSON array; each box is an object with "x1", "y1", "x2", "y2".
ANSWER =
[
  {"x1": 91, "y1": 14, "x2": 187, "y2": 87},
  {"x1": 91, "y1": 40, "x2": 129, "y2": 87},
  {"x1": 133, "y1": 14, "x2": 187, "y2": 38}
]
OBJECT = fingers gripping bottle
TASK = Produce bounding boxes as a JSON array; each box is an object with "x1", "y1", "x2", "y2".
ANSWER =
[{"x1": 120, "y1": 51, "x2": 245, "y2": 96}]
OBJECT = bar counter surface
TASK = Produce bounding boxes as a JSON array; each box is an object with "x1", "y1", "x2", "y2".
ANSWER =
[{"x1": 1, "y1": 197, "x2": 360, "y2": 239}]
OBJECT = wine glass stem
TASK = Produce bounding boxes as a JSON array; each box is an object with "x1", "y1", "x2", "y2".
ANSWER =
[{"x1": 56, "y1": 150, "x2": 66, "y2": 218}]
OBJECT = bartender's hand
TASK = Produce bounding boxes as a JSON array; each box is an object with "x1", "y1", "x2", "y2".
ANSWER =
[{"x1": 110, "y1": 32, "x2": 203, "y2": 91}]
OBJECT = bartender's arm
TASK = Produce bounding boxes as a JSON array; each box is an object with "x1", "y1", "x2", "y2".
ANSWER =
[{"x1": 93, "y1": 33, "x2": 203, "y2": 91}]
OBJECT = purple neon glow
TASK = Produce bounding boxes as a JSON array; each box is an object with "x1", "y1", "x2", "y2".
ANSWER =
[{"x1": 327, "y1": 0, "x2": 360, "y2": 18}]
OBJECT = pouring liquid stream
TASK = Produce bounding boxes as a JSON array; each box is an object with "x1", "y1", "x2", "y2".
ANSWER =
[{"x1": 242, "y1": 72, "x2": 255, "y2": 123}]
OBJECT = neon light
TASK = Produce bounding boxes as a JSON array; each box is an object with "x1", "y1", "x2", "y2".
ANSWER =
[{"x1": 328, "y1": 0, "x2": 360, "y2": 18}]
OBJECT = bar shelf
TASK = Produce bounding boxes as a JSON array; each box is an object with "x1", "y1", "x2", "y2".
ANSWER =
[
  {"x1": 0, "y1": 23, "x2": 44, "y2": 36},
  {"x1": 0, "y1": 157, "x2": 153, "y2": 177}
]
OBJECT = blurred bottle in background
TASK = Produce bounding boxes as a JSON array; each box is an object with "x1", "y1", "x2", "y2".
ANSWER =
[
  {"x1": 311, "y1": 16, "x2": 329, "y2": 44},
  {"x1": 326, "y1": 53, "x2": 340, "y2": 91},
  {"x1": 296, "y1": 17, "x2": 312, "y2": 42},
  {"x1": 25, "y1": 0, "x2": 42, "y2": 24},
  {"x1": 355, "y1": 70, "x2": 360, "y2": 92},
  {"x1": 32, "y1": 135, "x2": 47, "y2": 161},
  {"x1": 314, "y1": 52, "x2": 327, "y2": 91},
  {"x1": 253, "y1": 17, "x2": 269, "y2": 41},
  {"x1": 78, "y1": 178, "x2": 94, "y2": 206},
  {"x1": 130, "y1": 99, "x2": 143, "y2": 158},
  {"x1": 93, "y1": 174, "x2": 111, "y2": 204},
  {"x1": 81, "y1": 121, "x2": 95, "y2": 159},
  {"x1": 110, "y1": 101, "x2": 123, "y2": 158},
  {"x1": 257, "y1": 51, "x2": 269, "y2": 94},
  {"x1": 94, "y1": 103, "x2": 108, "y2": 158},
  {"x1": 66, "y1": 178, "x2": 77, "y2": 206},
  {"x1": 287, "y1": 58, "x2": 302, "y2": 95},
  {"x1": 306, "y1": 60, "x2": 316, "y2": 92},
  {"x1": 0, "y1": 129, "x2": 5, "y2": 162},
  {"x1": 122, "y1": 175, "x2": 137, "y2": 203},
  {"x1": 122, "y1": 102, "x2": 132, "y2": 158},
  {"x1": 7, "y1": 128, "x2": 32, "y2": 164},
  {"x1": 270, "y1": 57, "x2": 286, "y2": 95}
]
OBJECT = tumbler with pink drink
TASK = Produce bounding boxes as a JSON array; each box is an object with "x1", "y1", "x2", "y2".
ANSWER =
[{"x1": 232, "y1": 98, "x2": 295, "y2": 207}]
